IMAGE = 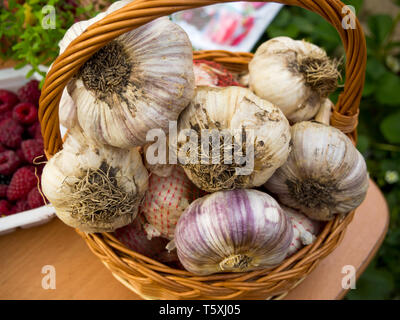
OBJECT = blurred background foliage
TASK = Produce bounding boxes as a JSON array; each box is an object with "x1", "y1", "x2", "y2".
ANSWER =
[
  {"x1": 258, "y1": 0, "x2": 400, "y2": 299},
  {"x1": 1, "y1": 0, "x2": 399, "y2": 299}
]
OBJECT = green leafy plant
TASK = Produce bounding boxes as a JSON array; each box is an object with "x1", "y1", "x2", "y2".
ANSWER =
[
  {"x1": 261, "y1": 0, "x2": 400, "y2": 299},
  {"x1": 0, "y1": 0, "x2": 100, "y2": 80}
]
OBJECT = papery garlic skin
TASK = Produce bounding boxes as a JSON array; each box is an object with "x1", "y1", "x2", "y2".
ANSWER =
[
  {"x1": 177, "y1": 86, "x2": 291, "y2": 192},
  {"x1": 141, "y1": 166, "x2": 202, "y2": 240},
  {"x1": 68, "y1": 17, "x2": 195, "y2": 148},
  {"x1": 41, "y1": 126, "x2": 149, "y2": 233},
  {"x1": 249, "y1": 37, "x2": 340, "y2": 123},
  {"x1": 282, "y1": 206, "x2": 320, "y2": 257},
  {"x1": 59, "y1": 86, "x2": 77, "y2": 129},
  {"x1": 265, "y1": 121, "x2": 369, "y2": 221},
  {"x1": 174, "y1": 189, "x2": 293, "y2": 275}
]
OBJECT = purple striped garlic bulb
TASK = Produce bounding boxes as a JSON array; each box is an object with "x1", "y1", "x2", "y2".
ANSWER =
[{"x1": 174, "y1": 189, "x2": 293, "y2": 275}]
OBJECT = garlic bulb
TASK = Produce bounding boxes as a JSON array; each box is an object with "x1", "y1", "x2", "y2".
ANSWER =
[
  {"x1": 41, "y1": 126, "x2": 149, "y2": 233},
  {"x1": 141, "y1": 165, "x2": 203, "y2": 240},
  {"x1": 174, "y1": 189, "x2": 293, "y2": 275},
  {"x1": 282, "y1": 205, "x2": 320, "y2": 257},
  {"x1": 249, "y1": 36, "x2": 340, "y2": 123},
  {"x1": 265, "y1": 121, "x2": 369, "y2": 221},
  {"x1": 66, "y1": 16, "x2": 194, "y2": 148},
  {"x1": 176, "y1": 86, "x2": 291, "y2": 192}
]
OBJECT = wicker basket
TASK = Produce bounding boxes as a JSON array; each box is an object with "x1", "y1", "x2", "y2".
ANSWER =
[{"x1": 38, "y1": 0, "x2": 367, "y2": 300}]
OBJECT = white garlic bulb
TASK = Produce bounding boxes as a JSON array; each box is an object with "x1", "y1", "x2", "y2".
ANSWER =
[
  {"x1": 265, "y1": 121, "x2": 369, "y2": 221},
  {"x1": 176, "y1": 86, "x2": 291, "y2": 192},
  {"x1": 65, "y1": 16, "x2": 194, "y2": 148},
  {"x1": 41, "y1": 126, "x2": 149, "y2": 233},
  {"x1": 141, "y1": 166, "x2": 203, "y2": 240},
  {"x1": 249, "y1": 36, "x2": 340, "y2": 123},
  {"x1": 282, "y1": 206, "x2": 320, "y2": 257},
  {"x1": 174, "y1": 189, "x2": 293, "y2": 275}
]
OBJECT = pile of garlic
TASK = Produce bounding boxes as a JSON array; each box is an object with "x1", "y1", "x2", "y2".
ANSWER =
[{"x1": 42, "y1": 1, "x2": 369, "y2": 276}]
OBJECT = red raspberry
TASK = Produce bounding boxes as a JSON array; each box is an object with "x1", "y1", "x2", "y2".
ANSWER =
[
  {"x1": 0, "y1": 199, "x2": 13, "y2": 216},
  {"x1": 7, "y1": 167, "x2": 37, "y2": 201},
  {"x1": 21, "y1": 139, "x2": 44, "y2": 164},
  {"x1": 27, "y1": 187, "x2": 45, "y2": 209},
  {"x1": 0, "y1": 184, "x2": 8, "y2": 197},
  {"x1": 0, "y1": 110, "x2": 12, "y2": 123},
  {"x1": 17, "y1": 80, "x2": 41, "y2": 105},
  {"x1": 0, "y1": 150, "x2": 21, "y2": 175},
  {"x1": 0, "y1": 89, "x2": 19, "y2": 113},
  {"x1": 14, "y1": 198, "x2": 31, "y2": 213},
  {"x1": 12, "y1": 102, "x2": 38, "y2": 125},
  {"x1": 0, "y1": 143, "x2": 6, "y2": 153},
  {"x1": 0, "y1": 118, "x2": 24, "y2": 149}
]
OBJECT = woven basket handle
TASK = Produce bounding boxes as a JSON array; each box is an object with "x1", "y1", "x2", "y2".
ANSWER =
[{"x1": 39, "y1": 0, "x2": 366, "y2": 157}]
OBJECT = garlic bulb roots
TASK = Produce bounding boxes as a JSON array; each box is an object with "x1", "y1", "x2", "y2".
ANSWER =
[
  {"x1": 41, "y1": 127, "x2": 149, "y2": 233},
  {"x1": 174, "y1": 189, "x2": 293, "y2": 275},
  {"x1": 249, "y1": 37, "x2": 340, "y2": 123},
  {"x1": 265, "y1": 121, "x2": 369, "y2": 221},
  {"x1": 282, "y1": 205, "x2": 320, "y2": 257},
  {"x1": 177, "y1": 86, "x2": 291, "y2": 192}
]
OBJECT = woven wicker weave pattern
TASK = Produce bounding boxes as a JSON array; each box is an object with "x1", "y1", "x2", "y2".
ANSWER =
[{"x1": 38, "y1": 0, "x2": 366, "y2": 299}]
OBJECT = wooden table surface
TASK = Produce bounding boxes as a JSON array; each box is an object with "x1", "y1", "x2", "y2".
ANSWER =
[{"x1": 0, "y1": 179, "x2": 389, "y2": 300}]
